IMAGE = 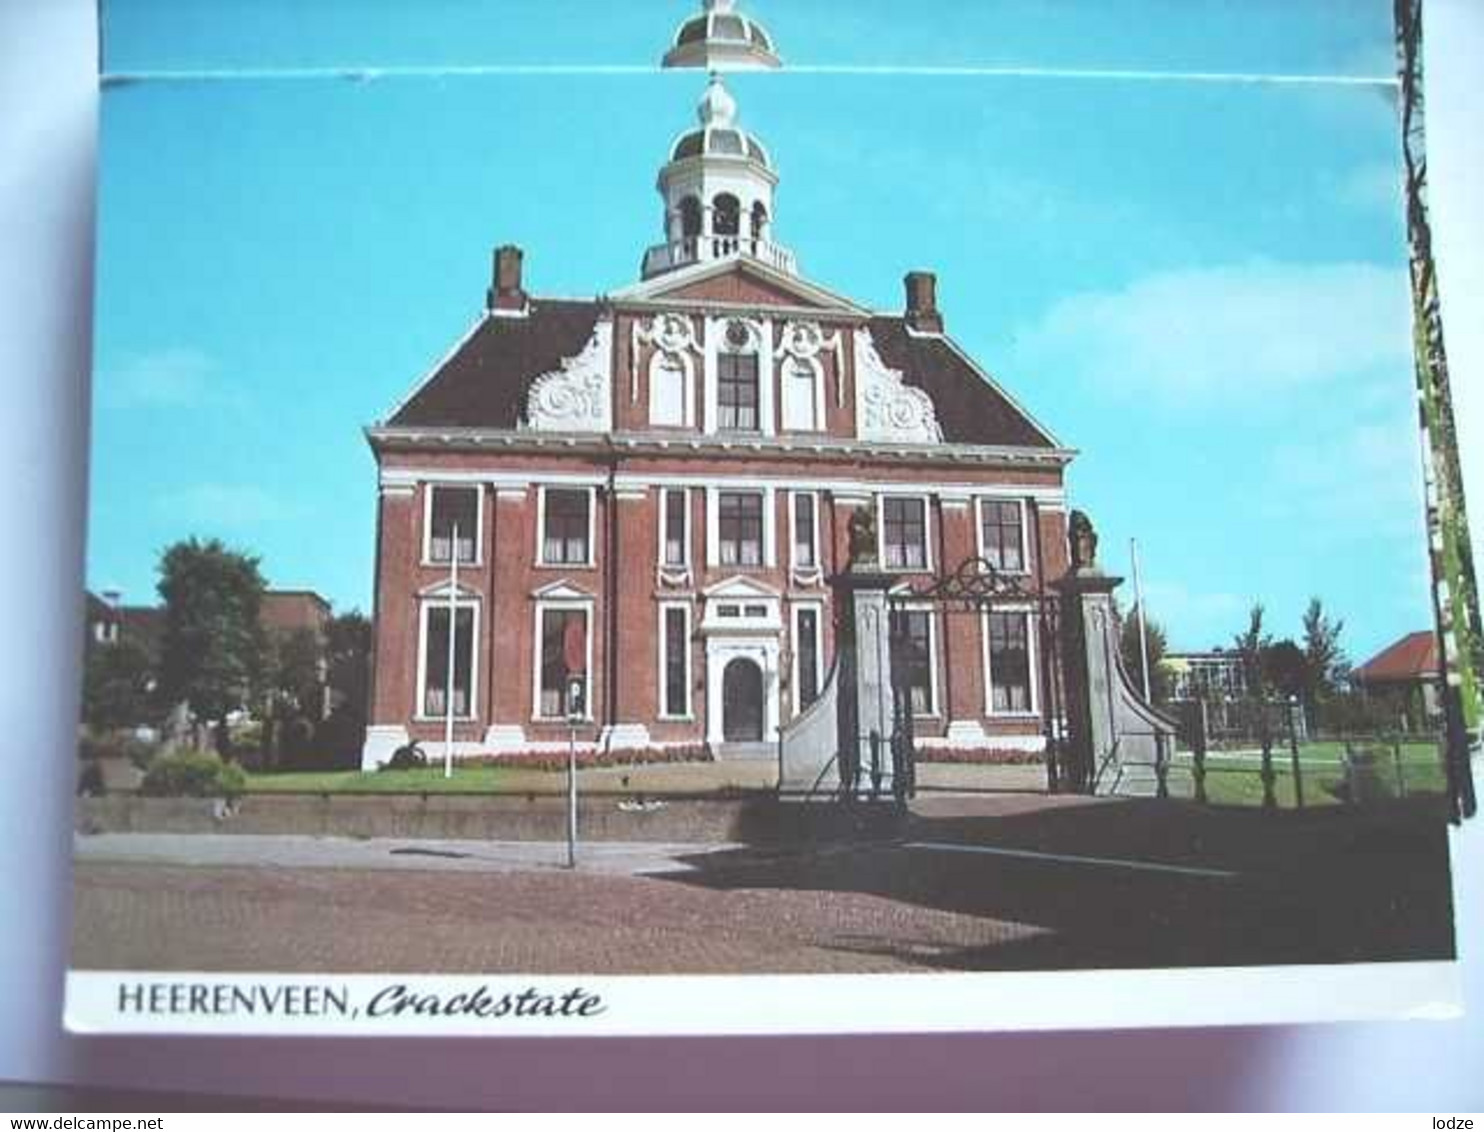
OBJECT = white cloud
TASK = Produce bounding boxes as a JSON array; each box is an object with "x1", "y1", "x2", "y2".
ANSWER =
[
  {"x1": 1013, "y1": 260, "x2": 1412, "y2": 399},
  {"x1": 155, "y1": 483, "x2": 297, "y2": 525},
  {"x1": 100, "y1": 348, "x2": 235, "y2": 408}
]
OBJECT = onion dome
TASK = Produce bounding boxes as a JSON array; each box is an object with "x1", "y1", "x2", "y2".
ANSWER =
[{"x1": 662, "y1": 0, "x2": 781, "y2": 71}]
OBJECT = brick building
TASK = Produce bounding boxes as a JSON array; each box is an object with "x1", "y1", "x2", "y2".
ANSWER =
[{"x1": 360, "y1": 1, "x2": 1076, "y2": 768}]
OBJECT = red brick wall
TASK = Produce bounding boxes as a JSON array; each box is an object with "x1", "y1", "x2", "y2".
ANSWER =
[{"x1": 369, "y1": 449, "x2": 1070, "y2": 752}]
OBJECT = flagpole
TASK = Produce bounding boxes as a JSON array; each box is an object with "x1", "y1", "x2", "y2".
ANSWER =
[
  {"x1": 444, "y1": 522, "x2": 458, "y2": 780},
  {"x1": 1131, "y1": 537, "x2": 1152, "y2": 700}
]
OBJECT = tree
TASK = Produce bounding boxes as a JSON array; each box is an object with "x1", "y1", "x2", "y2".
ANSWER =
[
  {"x1": 1260, "y1": 639, "x2": 1307, "y2": 699},
  {"x1": 317, "y1": 611, "x2": 373, "y2": 768},
  {"x1": 324, "y1": 611, "x2": 372, "y2": 720},
  {"x1": 82, "y1": 639, "x2": 156, "y2": 732},
  {"x1": 261, "y1": 626, "x2": 325, "y2": 767},
  {"x1": 1119, "y1": 602, "x2": 1171, "y2": 703},
  {"x1": 1301, "y1": 597, "x2": 1350, "y2": 701},
  {"x1": 156, "y1": 538, "x2": 267, "y2": 752},
  {"x1": 1233, "y1": 603, "x2": 1272, "y2": 697}
]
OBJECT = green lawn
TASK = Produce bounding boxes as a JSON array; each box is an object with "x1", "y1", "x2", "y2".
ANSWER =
[
  {"x1": 1176, "y1": 740, "x2": 1446, "y2": 808},
  {"x1": 245, "y1": 767, "x2": 514, "y2": 795}
]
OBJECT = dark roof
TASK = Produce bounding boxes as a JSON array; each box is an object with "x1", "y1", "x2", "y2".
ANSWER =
[
  {"x1": 1354, "y1": 631, "x2": 1441, "y2": 684},
  {"x1": 384, "y1": 298, "x2": 1055, "y2": 450},
  {"x1": 868, "y1": 316, "x2": 1054, "y2": 448},
  {"x1": 388, "y1": 300, "x2": 602, "y2": 429}
]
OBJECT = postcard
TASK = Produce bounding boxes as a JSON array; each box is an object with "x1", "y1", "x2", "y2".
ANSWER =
[{"x1": 69, "y1": 0, "x2": 1479, "y2": 1036}]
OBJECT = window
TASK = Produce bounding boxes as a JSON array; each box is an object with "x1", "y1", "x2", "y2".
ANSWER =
[
  {"x1": 662, "y1": 488, "x2": 688, "y2": 567},
  {"x1": 890, "y1": 609, "x2": 935, "y2": 715},
  {"x1": 712, "y1": 193, "x2": 740, "y2": 236},
  {"x1": 988, "y1": 611, "x2": 1033, "y2": 714},
  {"x1": 795, "y1": 606, "x2": 821, "y2": 712},
  {"x1": 679, "y1": 195, "x2": 702, "y2": 238},
  {"x1": 421, "y1": 605, "x2": 475, "y2": 718},
  {"x1": 717, "y1": 353, "x2": 759, "y2": 431},
  {"x1": 541, "y1": 489, "x2": 590, "y2": 565},
  {"x1": 538, "y1": 607, "x2": 588, "y2": 718},
  {"x1": 981, "y1": 499, "x2": 1026, "y2": 573},
  {"x1": 781, "y1": 357, "x2": 819, "y2": 431},
  {"x1": 792, "y1": 492, "x2": 817, "y2": 569},
  {"x1": 718, "y1": 492, "x2": 764, "y2": 566},
  {"x1": 661, "y1": 605, "x2": 690, "y2": 718},
  {"x1": 882, "y1": 497, "x2": 928, "y2": 570},
  {"x1": 751, "y1": 201, "x2": 768, "y2": 240},
  {"x1": 427, "y1": 485, "x2": 478, "y2": 565}
]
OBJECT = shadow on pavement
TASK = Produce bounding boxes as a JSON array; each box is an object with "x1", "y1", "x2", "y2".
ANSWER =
[{"x1": 660, "y1": 795, "x2": 1456, "y2": 972}]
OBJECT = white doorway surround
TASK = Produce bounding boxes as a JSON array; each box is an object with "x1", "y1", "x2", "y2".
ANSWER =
[{"x1": 699, "y1": 576, "x2": 782, "y2": 748}]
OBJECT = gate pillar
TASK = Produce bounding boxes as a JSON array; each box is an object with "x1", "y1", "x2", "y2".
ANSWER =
[
  {"x1": 833, "y1": 568, "x2": 900, "y2": 798},
  {"x1": 1051, "y1": 510, "x2": 1178, "y2": 795}
]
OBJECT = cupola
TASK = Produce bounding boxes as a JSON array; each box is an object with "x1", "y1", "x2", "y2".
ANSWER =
[
  {"x1": 641, "y1": 75, "x2": 797, "y2": 280},
  {"x1": 662, "y1": 0, "x2": 781, "y2": 71}
]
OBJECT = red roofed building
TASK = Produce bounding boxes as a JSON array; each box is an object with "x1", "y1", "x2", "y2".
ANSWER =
[
  {"x1": 360, "y1": 3, "x2": 1077, "y2": 768},
  {"x1": 1353, "y1": 630, "x2": 1443, "y2": 730}
]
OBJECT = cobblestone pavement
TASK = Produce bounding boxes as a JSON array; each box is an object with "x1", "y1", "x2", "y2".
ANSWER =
[
  {"x1": 71, "y1": 795, "x2": 1455, "y2": 974},
  {"x1": 72, "y1": 855, "x2": 1046, "y2": 974}
]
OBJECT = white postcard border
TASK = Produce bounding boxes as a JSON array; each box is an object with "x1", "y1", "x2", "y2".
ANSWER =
[{"x1": 65, "y1": 962, "x2": 1461, "y2": 1037}]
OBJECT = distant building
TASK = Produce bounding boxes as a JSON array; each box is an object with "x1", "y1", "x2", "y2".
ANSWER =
[
  {"x1": 1353, "y1": 630, "x2": 1442, "y2": 731},
  {"x1": 1165, "y1": 649, "x2": 1248, "y2": 703}
]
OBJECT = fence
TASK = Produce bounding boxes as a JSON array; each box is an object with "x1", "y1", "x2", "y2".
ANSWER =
[{"x1": 1166, "y1": 698, "x2": 1445, "y2": 809}]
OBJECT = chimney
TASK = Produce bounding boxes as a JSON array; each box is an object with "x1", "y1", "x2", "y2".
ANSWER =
[
  {"x1": 904, "y1": 270, "x2": 943, "y2": 334},
  {"x1": 101, "y1": 589, "x2": 122, "y2": 609},
  {"x1": 487, "y1": 244, "x2": 527, "y2": 313}
]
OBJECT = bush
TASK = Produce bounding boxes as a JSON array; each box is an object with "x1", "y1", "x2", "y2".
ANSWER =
[
  {"x1": 380, "y1": 742, "x2": 427, "y2": 771},
  {"x1": 140, "y1": 749, "x2": 247, "y2": 798}
]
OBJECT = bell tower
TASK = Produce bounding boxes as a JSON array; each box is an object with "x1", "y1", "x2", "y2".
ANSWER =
[{"x1": 642, "y1": 2, "x2": 795, "y2": 280}]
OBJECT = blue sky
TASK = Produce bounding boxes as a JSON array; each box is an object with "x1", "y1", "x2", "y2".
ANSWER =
[{"x1": 90, "y1": 0, "x2": 1425, "y2": 663}]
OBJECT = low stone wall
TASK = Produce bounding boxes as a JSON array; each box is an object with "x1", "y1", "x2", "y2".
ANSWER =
[{"x1": 75, "y1": 793, "x2": 900, "y2": 844}]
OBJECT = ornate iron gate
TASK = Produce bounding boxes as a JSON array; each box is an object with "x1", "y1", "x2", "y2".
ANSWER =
[{"x1": 887, "y1": 556, "x2": 1068, "y2": 792}]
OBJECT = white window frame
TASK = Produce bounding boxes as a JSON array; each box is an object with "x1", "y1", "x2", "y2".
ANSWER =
[
  {"x1": 536, "y1": 485, "x2": 597, "y2": 569},
  {"x1": 421, "y1": 483, "x2": 484, "y2": 567},
  {"x1": 780, "y1": 354, "x2": 825, "y2": 433},
  {"x1": 703, "y1": 315, "x2": 775, "y2": 438},
  {"x1": 647, "y1": 349, "x2": 695, "y2": 429},
  {"x1": 414, "y1": 594, "x2": 481, "y2": 722},
  {"x1": 790, "y1": 600, "x2": 826, "y2": 718},
  {"x1": 531, "y1": 598, "x2": 595, "y2": 722},
  {"x1": 788, "y1": 490, "x2": 821, "y2": 578},
  {"x1": 983, "y1": 606, "x2": 1040, "y2": 718},
  {"x1": 975, "y1": 496, "x2": 1032, "y2": 576},
  {"x1": 877, "y1": 493, "x2": 934, "y2": 574},
  {"x1": 890, "y1": 602, "x2": 940, "y2": 719},
  {"x1": 706, "y1": 485, "x2": 776, "y2": 569},
  {"x1": 658, "y1": 486, "x2": 691, "y2": 570},
  {"x1": 657, "y1": 600, "x2": 694, "y2": 721}
]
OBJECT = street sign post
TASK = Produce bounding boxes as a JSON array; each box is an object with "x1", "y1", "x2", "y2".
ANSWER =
[{"x1": 565, "y1": 673, "x2": 586, "y2": 869}]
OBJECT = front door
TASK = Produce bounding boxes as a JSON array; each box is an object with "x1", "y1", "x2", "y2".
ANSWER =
[{"x1": 722, "y1": 658, "x2": 764, "y2": 742}]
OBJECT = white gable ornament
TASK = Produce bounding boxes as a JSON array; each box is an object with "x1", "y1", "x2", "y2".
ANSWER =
[
  {"x1": 631, "y1": 312, "x2": 699, "y2": 403},
  {"x1": 854, "y1": 328, "x2": 942, "y2": 444},
  {"x1": 525, "y1": 319, "x2": 613, "y2": 431},
  {"x1": 781, "y1": 319, "x2": 844, "y2": 406}
]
